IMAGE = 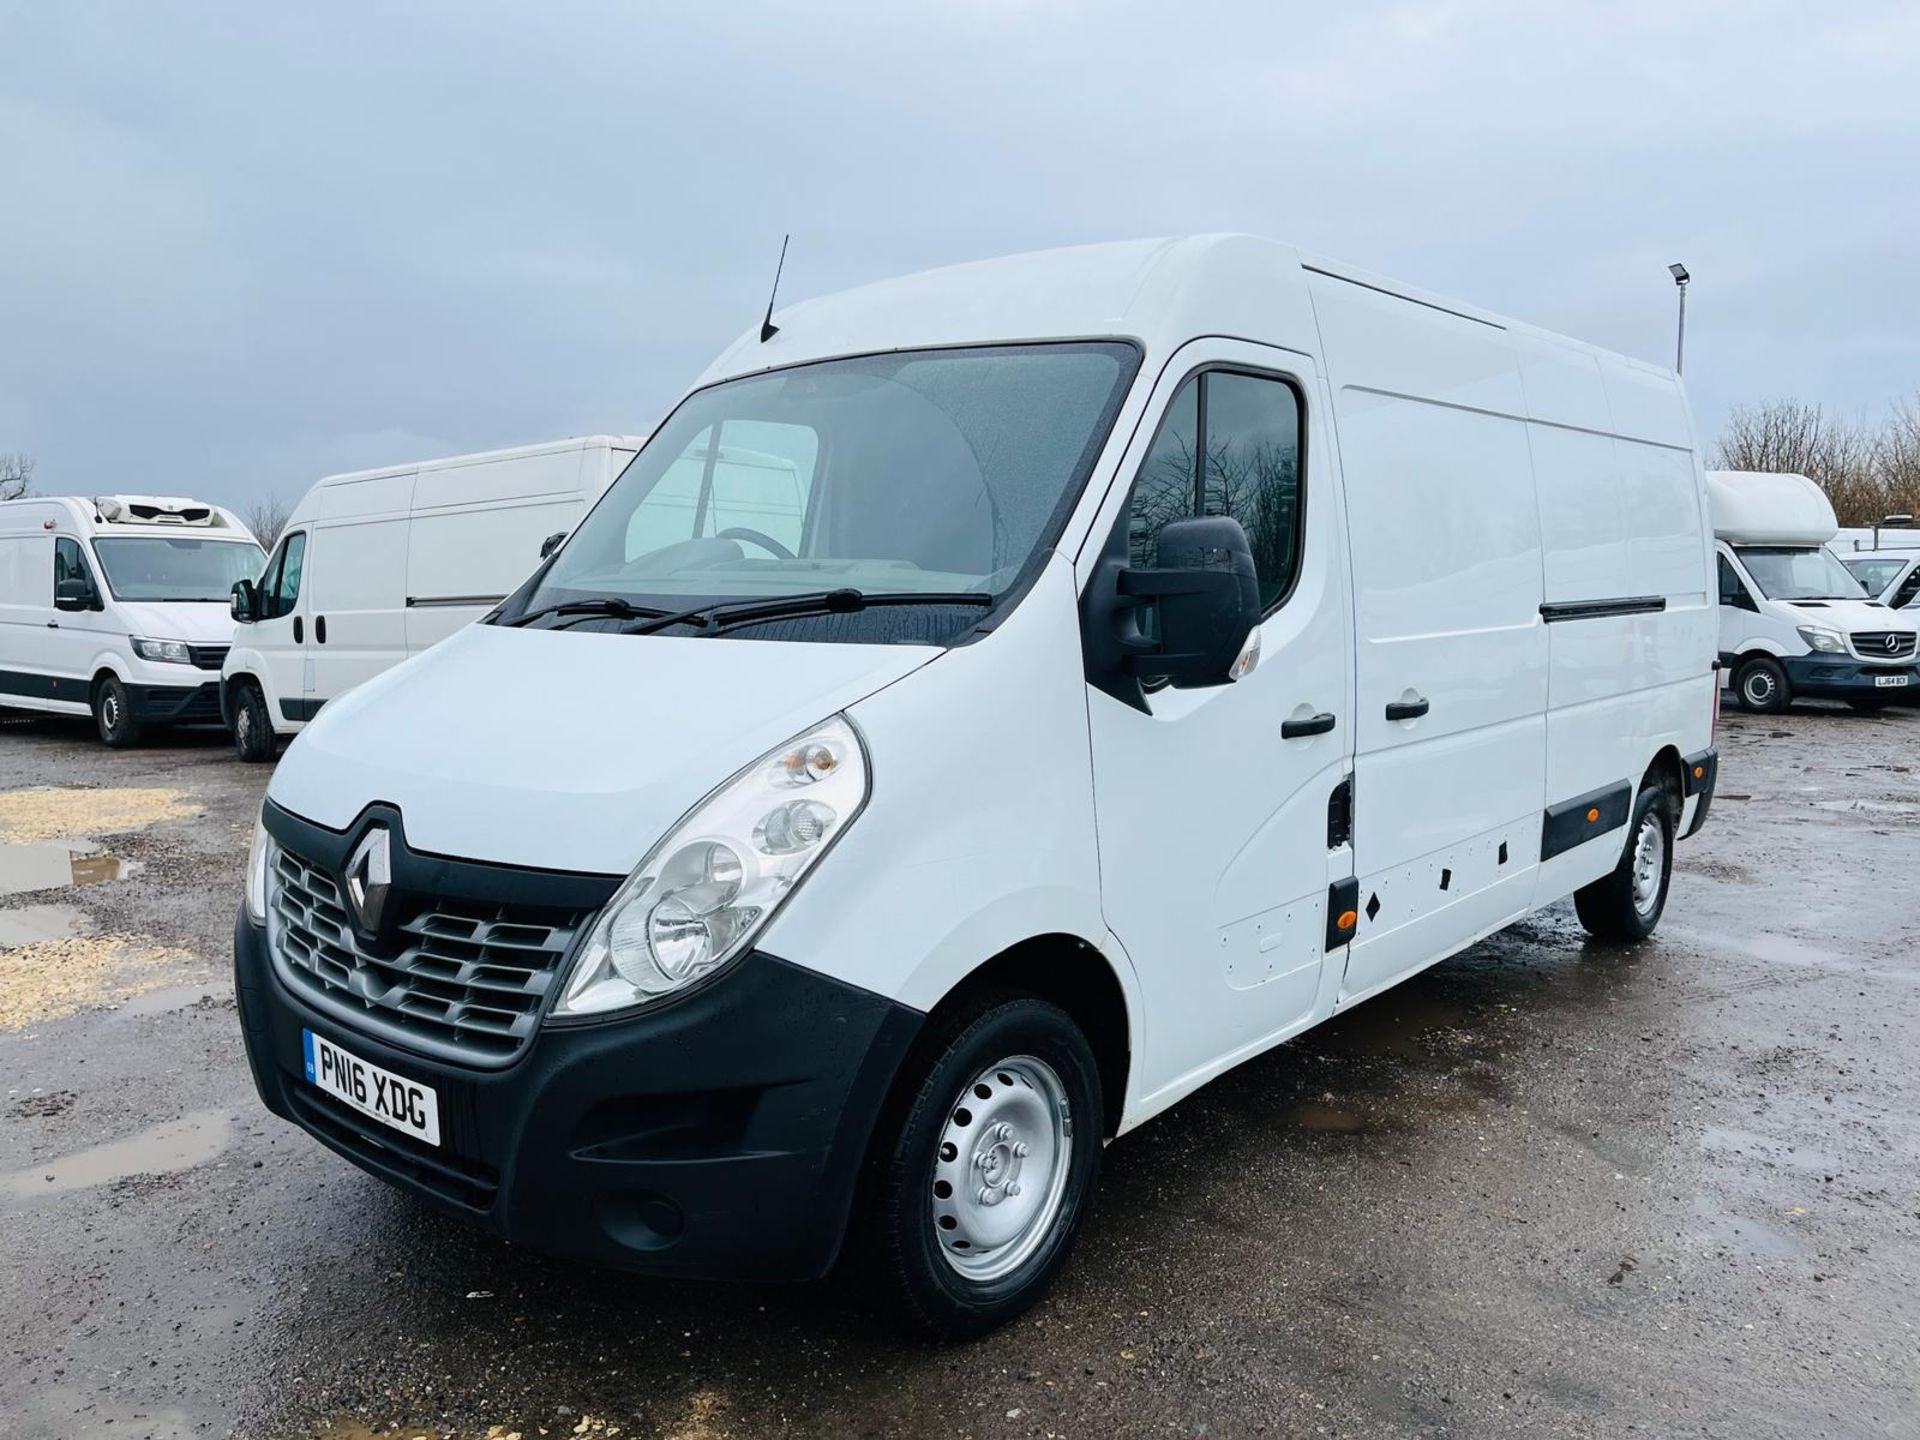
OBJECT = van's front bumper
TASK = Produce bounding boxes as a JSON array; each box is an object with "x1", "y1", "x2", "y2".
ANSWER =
[
  {"x1": 1780, "y1": 656, "x2": 1920, "y2": 701},
  {"x1": 235, "y1": 911, "x2": 922, "y2": 1281},
  {"x1": 128, "y1": 680, "x2": 223, "y2": 725}
]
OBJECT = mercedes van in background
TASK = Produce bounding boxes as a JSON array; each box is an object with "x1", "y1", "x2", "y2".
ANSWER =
[
  {"x1": 1709, "y1": 470, "x2": 1920, "y2": 712},
  {"x1": 235, "y1": 236, "x2": 1720, "y2": 1337},
  {"x1": 222, "y1": 436, "x2": 643, "y2": 760},
  {"x1": 0, "y1": 495, "x2": 263, "y2": 745},
  {"x1": 1841, "y1": 550, "x2": 1920, "y2": 612}
]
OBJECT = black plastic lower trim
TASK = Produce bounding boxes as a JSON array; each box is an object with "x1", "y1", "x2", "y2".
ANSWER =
[
  {"x1": 1539, "y1": 596, "x2": 1667, "y2": 622},
  {"x1": 127, "y1": 681, "x2": 223, "y2": 724},
  {"x1": 236, "y1": 911, "x2": 923, "y2": 1281},
  {"x1": 279, "y1": 697, "x2": 325, "y2": 722},
  {"x1": 1681, "y1": 747, "x2": 1718, "y2": 839},
  {"x1": 1540, "y1": 780, "x2": 1632, "y2": 861},
  {"x1": 1325, "y1": 877, "x2": 1359, "y2": 950},
  {"x1": 0, "y1": 668, "x2": 82, "y2": 703},
  {"x1": 1778, "y1": 655, "x2": 1919, "y2": 700}
]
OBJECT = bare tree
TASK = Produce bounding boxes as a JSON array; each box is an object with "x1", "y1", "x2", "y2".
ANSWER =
[
  {"x1": 1712, "y1": 401, "x2": 1881, "y2": 524},
  {"x1": 0, "y1": 453, "x2": 33, "y2": 502},
  {"x1": 246, "y1": 493, "x2": 291, "y2": 549},
  {"x1": 1871, "y1": 390, "x2": 1920, "y2": 521}
]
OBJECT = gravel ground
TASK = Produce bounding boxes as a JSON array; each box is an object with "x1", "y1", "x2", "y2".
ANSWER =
[{"x1": 1, "y1": 705, "x2": 1916, "y2": 1439}]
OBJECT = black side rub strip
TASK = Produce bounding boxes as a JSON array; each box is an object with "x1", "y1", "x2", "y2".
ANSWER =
[
  {"x1": 1539, "y1": 597, "x2": 1667, "y2": 622},
  {"x1": 1540, "y1": 780, "x2": 1633, "y2": 861}
]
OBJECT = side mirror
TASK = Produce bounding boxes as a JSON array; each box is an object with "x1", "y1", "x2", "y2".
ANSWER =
[
  {"x1": 55, "y1": 577, "x2": 95, "y2": 612},
  {"x1": 539, "y1": 530, "x2": 567, "y2": 559},
  {"x1": 1127, "y1": 516, "x2": 1263, "y2": 689},
  {"x1": 231, "y1": 578, "x2": 257, "y2": 623}
]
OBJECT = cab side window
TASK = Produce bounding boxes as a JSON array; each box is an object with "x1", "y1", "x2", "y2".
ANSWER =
[
  {"x1": 262, "y1": 531, "x2": 306, "y2": 619},
  {"x1": 1126, "y1": 370, "x2": 1304, "y2": 611},
  {"x1": 1717, "y1": 554, "x2": 1752, "y2": 609},
  {"x1": 53, "y1": 537, "x2": 97, "y2": 599},
  {"x1": 1894, "y1": 567, "x2": 1920, "y2": 611}
]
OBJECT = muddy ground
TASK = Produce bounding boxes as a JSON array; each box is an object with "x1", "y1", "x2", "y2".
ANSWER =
[{"x1": 1, "y1": 705, "x2": 1916, "y2": 1439}]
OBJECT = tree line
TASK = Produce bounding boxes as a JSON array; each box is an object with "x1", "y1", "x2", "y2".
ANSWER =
[{"x1": 1713, "y1": 393, "x2": 1920, "y2": 527}]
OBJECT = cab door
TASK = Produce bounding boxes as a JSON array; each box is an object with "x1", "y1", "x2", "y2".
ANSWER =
[
  {"x1": 44, "y1": 536, "x2": 109, "y2": 708},
  {"x1": 1082, "y1": 341, "x2": 1353, "y2": 1106},
  {"x1": 249, "y1": 529, "x2": 312, "y2": 723}
]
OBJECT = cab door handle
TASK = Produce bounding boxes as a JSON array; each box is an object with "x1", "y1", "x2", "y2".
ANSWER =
[
  {"x1": 293, "y1": 616, "x2": 304, "y2": 644},
  {"x1": 316, "y1": 615, "x2": 327, "y2": 645},
  {"x1": 1281, "y1": 711, "x2": 1337, "y2": 739},
  {"x1": 1385, "y1": 698, "x2": 1430, "y2": 721}
]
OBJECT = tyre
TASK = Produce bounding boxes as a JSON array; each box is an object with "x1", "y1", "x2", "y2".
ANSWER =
[
  {"x1": 93, "y1": 675, "x2": 143, "y2": 748},
  {"x1": 232, "y1": 682, "x2": 276, "y2": 762},
  {"x1": 860, "y1": 994, "x2": 1103, "y2": 1339},
  {"x1": 1733, "y1": 656, "x2": 1789, "y2": 713},
  {"x1": 1575, "y1": 783, "x2": 1674, "y2": 943}
]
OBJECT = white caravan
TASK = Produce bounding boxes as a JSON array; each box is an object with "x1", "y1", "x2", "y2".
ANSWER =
[
  {"x1": 1709, "y1": 470, "x2": 1919, "y2": 712},
  {"x1": 235, "y1": 237, "x2": 1720, "y2": 1337},
  {"x1": 0, "y1": 495, "x2": 263, "y2": 745},
  {"x1": 1840, "y1": 550, "x2": 1920, "y2": 612},
  {"x1": 221, "y1": 436, "x2": 643, "y2": 760}
]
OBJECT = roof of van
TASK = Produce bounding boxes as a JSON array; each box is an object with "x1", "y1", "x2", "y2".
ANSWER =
[
  {"x1": 1706, "y1": 470, "x2": 1838, "y2": 545},
  {"x1": 0, "y1": 493, "x2": 255, "y2": 539},
  {"x1": 695, "y1": 234, "x2": 1682, "y2": 393},
  {"x1": 312, "y1": 434, "x2": 647, "y2": 488}
]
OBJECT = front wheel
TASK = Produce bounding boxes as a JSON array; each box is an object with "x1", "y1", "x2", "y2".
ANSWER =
[
  {"x1": 1575, "y1": 784, "x2": 1674, "y2": 943},
  {"x1": 232, "y1": 682, "x2": 276, "y2": 762},
  {"x1": 1733, "y1": 656, "x2": 1790, "y2": 714},
  {"x1": 860, "y1": 995, "x2": 1103, "y2": 1338},
  {"x1": 93, "y1": 676, "x2": 143, "y2": 748}
]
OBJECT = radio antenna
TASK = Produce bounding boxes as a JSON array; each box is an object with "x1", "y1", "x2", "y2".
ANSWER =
[{"x1": 759, "y1": 233, "x2": 790, "y2": 343}]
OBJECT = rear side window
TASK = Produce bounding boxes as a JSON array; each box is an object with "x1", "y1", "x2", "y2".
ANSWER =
[{"x1": 1125, "y1": 369, "x2": 1304, "y2": 611}]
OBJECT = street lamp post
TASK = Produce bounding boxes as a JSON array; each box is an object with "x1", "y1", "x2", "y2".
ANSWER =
[{"x1": 1668, "y1": 262, "x2": 1690, "y2": 374}]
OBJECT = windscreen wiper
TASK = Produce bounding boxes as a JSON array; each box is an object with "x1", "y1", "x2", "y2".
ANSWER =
[
  {"x1": 503, "y1": 597, "x2": 667, "y2": 629},
  {"x1": 624, "y1": 587, "x2": 993, "y2": 637}
]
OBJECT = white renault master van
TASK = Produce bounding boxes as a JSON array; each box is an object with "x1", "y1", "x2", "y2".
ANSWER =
[
  {"x1": 0, "y1": 495, "x2": 263, "y2": 745},
  {"x1": 1708, "y1": 471, "x2": 1920, "y2": 711},
  {"x1": 221, "y1": 436, "x2": 642, "y2": 760},
  {"x1": 235, "y1": 237, "x2": 1720, "y2": 1336}
]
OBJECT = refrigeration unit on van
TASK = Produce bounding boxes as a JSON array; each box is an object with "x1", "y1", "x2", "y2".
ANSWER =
[
  {"x1": 0, "y1": 494, "x2": 263, "y2": 745},
  {"x1": 221, "y1": 435, "x2": 644, "y2": 760},
  {"x1": 234, "y1": 235, "x2": 1722, "y2": 1337},
  {"x1": 1709, "y1": 470, "x2": 1920, "y2": 711}
]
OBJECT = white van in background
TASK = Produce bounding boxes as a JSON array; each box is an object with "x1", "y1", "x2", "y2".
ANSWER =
[
  {"x1": 222, "y1": 436, "x2": 642, "y2": 760},
  {"x1": 0, "y1": 495, "x2": 263, "y2": 745},
  {"x1": 236, "y1": 236, "x2": 1721, "y2": 1337},
  {"x1": 1841, "y1": 550, "x2": 1920, "y2": 612},
  {"x1": 1709, "y1": 470, "x2": 1920, "y2": 712}
]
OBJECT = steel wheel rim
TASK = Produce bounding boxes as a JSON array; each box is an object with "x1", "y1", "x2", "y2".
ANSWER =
[
  {"x1": 102, "y1": 691, "x2": 120, "y2": 730},
  {"x1": 1743, "y1": 671, "x2": 1774, "y2": 706},
  {"x1": 931, "y1": 1055, "x2": 1073, "y2": 1281},
  {"x1": 1630, "y1": 812, "x2": 1665, "y2": 916}
]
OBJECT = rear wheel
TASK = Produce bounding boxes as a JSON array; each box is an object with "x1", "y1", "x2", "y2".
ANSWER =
[
  {"x1": 232, "y1": 682, "x2": 276, "y2": 762},
  {"x1": 860, "y1": 995, "x2": 1102, "y2": 1338},
  {"x1": 1733, "y1": 656, "x2": 1789, "y2": 713},
  {"x1": 93, "y1": 676, "x2": 143, "y2": 748},
  {"x1": 1575, "y1": 783, "x2": 1674, "y2": 943}
]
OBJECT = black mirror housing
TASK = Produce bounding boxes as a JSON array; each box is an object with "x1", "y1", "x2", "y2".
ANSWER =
[
  {"x1": 1081, "y1": 514, "x2": 1263, "y2": 710},
  {"x1": 54, "y1": 577, "x2": 95, "y2": 612},
  {"x1": 231, "y1": 578, "x2": 257, "y2": 623}
]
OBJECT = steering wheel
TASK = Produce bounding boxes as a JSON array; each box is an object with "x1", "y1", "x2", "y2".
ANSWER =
[{"x1": 715, "y1": 526, "x2": 796, "y2": 560}]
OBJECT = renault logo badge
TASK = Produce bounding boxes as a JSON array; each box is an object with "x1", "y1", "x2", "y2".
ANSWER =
[{"x1": 344, "y1": 827, "x2": 392, "y2": 932}]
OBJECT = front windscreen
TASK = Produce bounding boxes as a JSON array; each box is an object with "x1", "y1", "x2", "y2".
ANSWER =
[
  {"x1": 518, "y1": 342, "x2": 1139, "y2": 641},
  {"x1": 1736, "y1": 547, "x2": 1868, "y2": 602},
  {"x1": 91, "y1": 537, "x2": 266, "y2": 602}
]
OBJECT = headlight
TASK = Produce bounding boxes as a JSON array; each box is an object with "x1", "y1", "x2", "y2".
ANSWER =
[
  {"x1": 1797, "y1": 625, "x2": 1845, "y2": 654},
  {"x1": 131, "y1": 637, "x2": 193, "y2": 665},
  {"x1": 245, "y1": 814, "x2": 275, "y2": 923},
  {"x1": 552, "y1": 715, "x2": 869, "y2": 1018}
]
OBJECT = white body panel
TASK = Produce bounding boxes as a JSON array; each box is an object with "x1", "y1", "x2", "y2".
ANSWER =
[
  {"x1": 222, "y1": 435, "x2": 642, "y2": 738},
  {"x1": 265, "y1": 237, "x2": 1719, "y2": 1135},
  {"x1": 0, "y1": 495, "x2": 261, "y2": 724}
]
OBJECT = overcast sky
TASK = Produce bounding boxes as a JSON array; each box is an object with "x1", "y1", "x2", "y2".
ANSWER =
[{"x1": 3, "y1": 1, "x2": 1916, "y2": 513}]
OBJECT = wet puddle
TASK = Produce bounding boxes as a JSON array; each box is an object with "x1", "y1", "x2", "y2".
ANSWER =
[
  {"x1": 0, "y1": 902, "x2": 88, "y2": 947},
  {"x1": 1691, "y1": 1195, "x2": 1808, "y2": 1260},
  {"x1": 1, "y1": 1109, "x2": 232, "y2": 1203},
  {"x1": 0, "y1": 837, "x2": 134, "y2": 897}
]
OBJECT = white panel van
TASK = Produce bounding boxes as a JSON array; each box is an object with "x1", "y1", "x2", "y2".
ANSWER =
[
  {"x1": 221, "y1": 436, "x2": 642, "y2": 760},
  {"x1": 1840, "y1": 550, "x2": 1920, "y2": 612},
  {"x1": 1708, "y1": 470, "x2": 1919, "y2": 711},
  {"x1": 233, "y1": 237, "x2": 1720, "y2": 1337},
  {"x1": 0, "y1": 495, "x2": 263, "y2": 745}
]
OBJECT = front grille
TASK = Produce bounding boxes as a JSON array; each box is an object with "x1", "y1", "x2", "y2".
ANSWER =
[
  {"x1": 287, "y1": 1084, "x2": 499, "y2": 1211},
  {"x1": 1851, "y1": 631, "x2": 1918, "y2": 661},
  {"x1": 268, "y1": 845, "x2": 587, "y2": 1066},
  {"x1": 188, "y1": 643, "x2": 229, "y2": 671}
]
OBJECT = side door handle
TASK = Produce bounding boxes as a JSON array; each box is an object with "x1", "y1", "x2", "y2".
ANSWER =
[
  {"x1": 1281, "y1": 711, "x2": 1337, "y2": 740},
  {"x1": 293, "y1": 615, "x2": 304, "y2": 644},
  {"x1": 46, "y1": 620, "x2": 59, "y2": 629},
  {"x1": 1385, "y1": 698, "x2": 1430, "y2": 721},
  {"x1": 316, "y1": 615, "x2": 327, "y2": 645}
]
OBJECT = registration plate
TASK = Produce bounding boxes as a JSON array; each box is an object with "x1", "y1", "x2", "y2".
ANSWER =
[
  {"x1": 1874, "y1": 674, "x2": 1910, "y2": 688},
  {"x1": 303, "y1": 1029, "x2": 441, "y2": 1146}
]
